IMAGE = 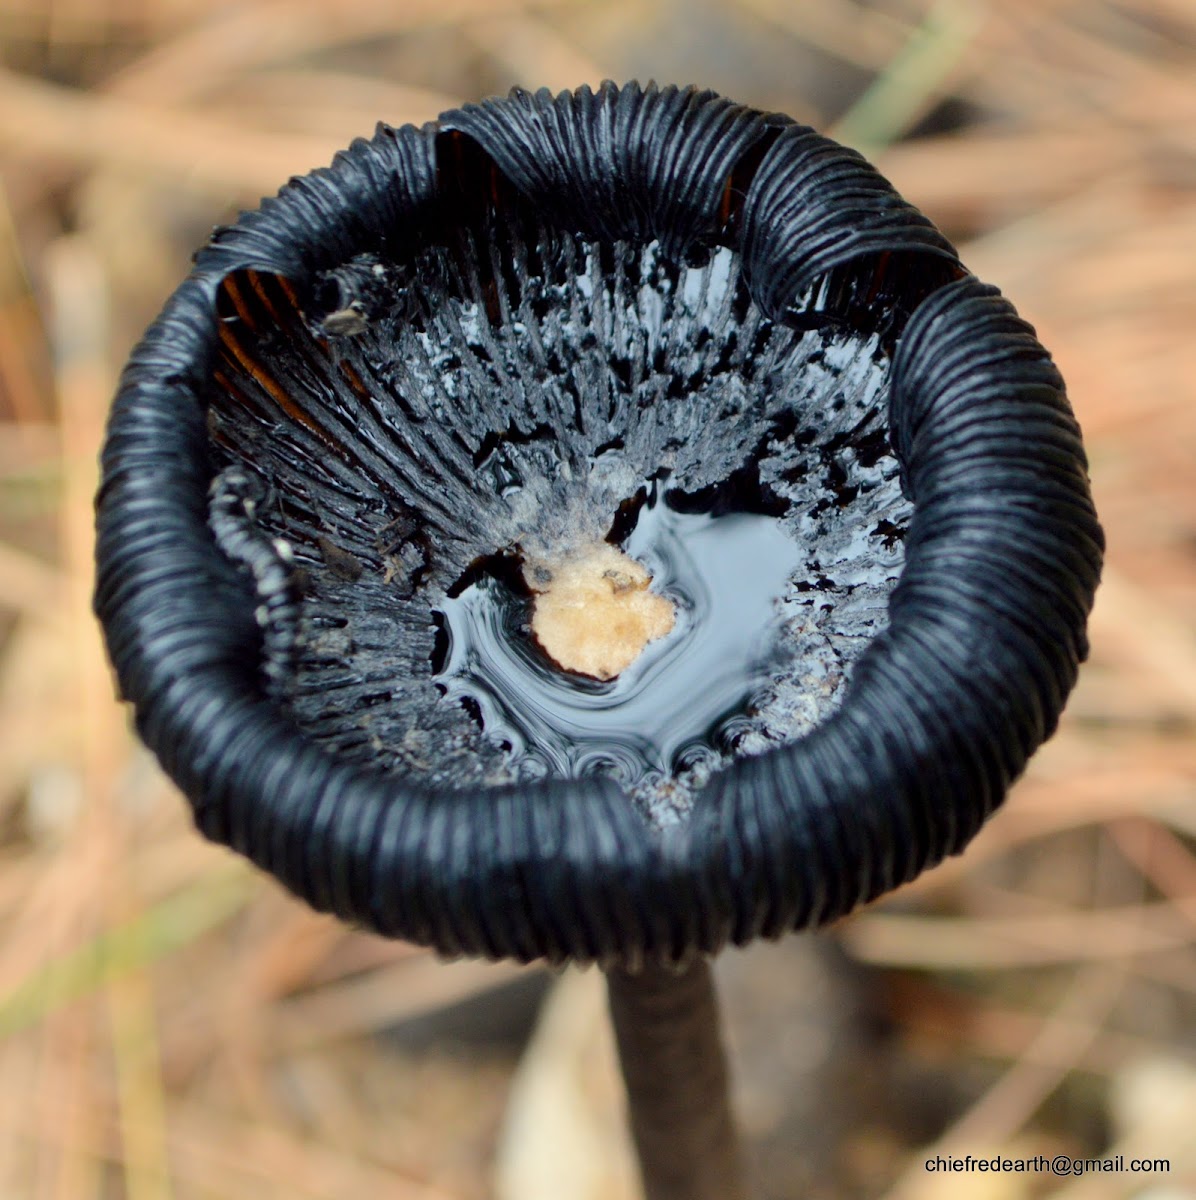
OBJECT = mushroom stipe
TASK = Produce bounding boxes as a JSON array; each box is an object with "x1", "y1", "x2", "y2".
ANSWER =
[{"x1": 94, "y1": 82, "x2": 1103, "y2": 969}]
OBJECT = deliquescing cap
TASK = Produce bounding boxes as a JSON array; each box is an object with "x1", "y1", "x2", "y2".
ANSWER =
[{"x1": 94, "y1": 82, "x2": 1104, "y2": 968}]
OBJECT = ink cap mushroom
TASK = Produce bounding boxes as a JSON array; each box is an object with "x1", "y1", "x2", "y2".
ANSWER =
[{"x1": 94, "y1": 81, "x2": 1104, "y2": 969}]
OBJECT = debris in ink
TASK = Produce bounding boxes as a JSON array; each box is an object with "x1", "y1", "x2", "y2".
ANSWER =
[
  {"x1": 433, "y1": 483, "x2": 814, "y2": 797},
  {"x1": 526, "y1": 543, "x2": 675, "y2": 680}
]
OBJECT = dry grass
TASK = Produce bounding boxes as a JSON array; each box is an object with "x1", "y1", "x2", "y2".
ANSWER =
[{"x1": 1, "y1": 1, "x2": 1193, "y2": 1197}]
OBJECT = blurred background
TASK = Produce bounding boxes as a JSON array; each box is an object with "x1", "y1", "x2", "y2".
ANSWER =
[{"x1": 1, "y1": 0, "x2": 1194, "y2": 1197}]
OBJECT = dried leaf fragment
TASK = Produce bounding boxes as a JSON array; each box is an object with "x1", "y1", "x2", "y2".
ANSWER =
[{"x1": 527, "y1": 544, "x2": 675, "y2": 680}]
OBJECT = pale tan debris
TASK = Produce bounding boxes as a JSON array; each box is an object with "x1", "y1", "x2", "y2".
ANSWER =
[{"x1": 526, "y1": 544, "x2": 675, "y2": 681}]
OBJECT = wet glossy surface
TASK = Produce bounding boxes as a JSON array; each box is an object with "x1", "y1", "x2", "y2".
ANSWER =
[
  {"x1": 205, "y1": 229, "x2": 912, "y2": 816},
  {"x1": 435, "y1": 482, "x2": 808, "y2": 789}
]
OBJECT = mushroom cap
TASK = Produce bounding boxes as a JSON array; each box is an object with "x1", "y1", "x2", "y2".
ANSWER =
[{"x1": 94, "y1": 83, "x2": 1103, "y2": 967}]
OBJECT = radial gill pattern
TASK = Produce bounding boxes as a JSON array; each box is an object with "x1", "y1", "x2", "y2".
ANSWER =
[
  {"x1": 94, "y1": 83, "x2": 1103, "y2": 965},
  {"x1": 206, "y1": 233, "x2": 919, "y2": 811}
]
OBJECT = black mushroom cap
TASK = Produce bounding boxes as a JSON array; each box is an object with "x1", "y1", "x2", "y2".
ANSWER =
[{"x1": 94, "y1": 82, "x2": 1104, "y2": 968}]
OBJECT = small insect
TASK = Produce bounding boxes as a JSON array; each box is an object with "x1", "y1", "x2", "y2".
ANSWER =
[{"x1": 321, "y1": 302, "x2": 368, "y2": 337}]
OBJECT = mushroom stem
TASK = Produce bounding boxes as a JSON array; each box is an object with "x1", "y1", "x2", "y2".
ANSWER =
[{"x1": 606, "y1": 959, "x2": 747, "y2": 1200}]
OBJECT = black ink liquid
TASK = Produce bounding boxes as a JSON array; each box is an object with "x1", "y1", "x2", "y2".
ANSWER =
[{"x1": 435, "y1": 482, "x2": 806, "y2": 790}]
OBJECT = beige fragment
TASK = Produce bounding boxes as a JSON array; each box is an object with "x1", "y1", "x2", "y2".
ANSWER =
[{"x1": 527, "y1": 543, "x2": 675, "y2": 680}]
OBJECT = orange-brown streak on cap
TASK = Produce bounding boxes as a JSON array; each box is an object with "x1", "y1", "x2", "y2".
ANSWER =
[
  {"x1": 215, "y1": 308, "x2": 345, "y2": 456},
  {"x1": 217, "y1": 270, "x2": 259, "y2": 330},
  {"x1": 243, "y1": 268, "x2": 292, "y2": 329},
  {"x1": 863, "y1": 249, "x2": 892, "y2": 307}
]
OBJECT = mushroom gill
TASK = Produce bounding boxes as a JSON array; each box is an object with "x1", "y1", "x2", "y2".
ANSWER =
[{"x1": 202, "y1": 171, "x2": 948, "y2": 817}]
